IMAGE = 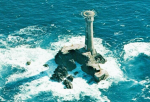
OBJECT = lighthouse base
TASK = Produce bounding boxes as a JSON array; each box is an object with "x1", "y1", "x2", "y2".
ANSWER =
[{"x1": 52, "y1": 44, "x2": 108, "y2": 84}]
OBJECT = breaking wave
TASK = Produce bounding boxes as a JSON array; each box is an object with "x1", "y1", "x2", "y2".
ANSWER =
[{"x1": 0, "y1": 26, "x2": 125, "y2": 102}]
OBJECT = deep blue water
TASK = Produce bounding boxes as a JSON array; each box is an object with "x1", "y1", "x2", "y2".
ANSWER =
[{"x1": 0, "y1": 0, "x2": 150, "y2": 102}]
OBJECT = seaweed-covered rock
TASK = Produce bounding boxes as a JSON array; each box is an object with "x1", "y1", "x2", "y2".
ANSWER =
[
  {"x1": 71, "y1": 48, "x2": 90, "y2": 64},
  {"x1": 63, "y1": 79, "x2": 73, "y2": 89}
]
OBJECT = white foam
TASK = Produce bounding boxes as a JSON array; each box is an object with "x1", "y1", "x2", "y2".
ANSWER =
[
  {"x1": 120, "y1": 25, "x2": 125, "y2": 27},
  {"x1": 0, "y1": 47, "x2": 55, "y2": 83},
  {"x1": 100, "y1": 57, "x2": 125, "y2": 83},
  {"x1": 124, "y1": 42, "x2": 150, "y2": 60},
  {"x1": 123, "y1": 42, "x2": 150, "y2": 85},
  {"x1": 114, "y1": 31, "x2": 123, "y2": 36},
  {"x1": 12, "y1": 25, "x2": 45, "y2": 35},
  {"x1": 0, "y1": 96, "x2": 5, "y2": 101},
  {"x1": 0, "y1": 35, "x2": 124, "y2": 101}
]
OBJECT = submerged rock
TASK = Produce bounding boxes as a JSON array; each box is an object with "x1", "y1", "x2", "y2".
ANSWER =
[
  {"x1": 63, "y1": 79, "x2": 73, "y2": 89},
  {"x1": 74, "y1": 71, "x2": 78, "y2": 75}
]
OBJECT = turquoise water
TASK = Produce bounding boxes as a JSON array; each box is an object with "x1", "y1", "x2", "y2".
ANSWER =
[{"x1": 0, "y1": 0, "x2": 150, "y2": 102}]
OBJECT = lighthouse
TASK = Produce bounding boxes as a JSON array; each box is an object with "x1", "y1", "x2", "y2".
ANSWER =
[
  {"x1": 82, "y1": 10, "x2": 96, "y2": 55},
  {"x1": 53, "y1": 10, "x2": 108, "y2": 86}
]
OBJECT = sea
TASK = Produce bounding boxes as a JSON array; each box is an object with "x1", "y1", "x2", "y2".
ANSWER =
[{"x1": 0, "y1": 0, "x2": 150, "y2": 102}]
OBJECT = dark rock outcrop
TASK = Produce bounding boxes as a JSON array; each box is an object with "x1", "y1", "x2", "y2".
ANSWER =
[
  {"x1": 94, "y1": 69, "x2": 109, "y2": 82},
  {"x1": 50, "y1": 66, "x2": 68, "y2": 82},
  {"x1": 94, "y1": 53, "x2": 106, "y2": 64},
  {"x1": 74, "y1": 71, "x2": 78, "y2": 75},
  {"x1": 50, "y1": 65, "x2": 74, "y2": 88},
  {"x1": 71, "y1": 48, "x2": 90, "y2": 64},
  {"x1": 81, "y1": 62, "x2": 101, "y2": 76},
  {"x1": 54, "y1": 66, "x2": 68, "y2": 77},
  {"x1": 26, "y1": 61, "x2": 31, "y2": 65},
  {"x1": 50, "y1": 73, "x2": 64, "y2": 82},
  {"x1": 43, "y1": 64, "x2": 49, "y2": 67},
  {"x1": 54, "y1": 44, "x2": 109, "y2": 82},
  {"x1": 63, "y1": 79, "x2": 73, "y2": 89},
  {"x1": 67, "y1": 75, "x2": 74, "y2": 82},
  {"x1": 55, "y1": 51, "x2": 76, "y2": 71}
]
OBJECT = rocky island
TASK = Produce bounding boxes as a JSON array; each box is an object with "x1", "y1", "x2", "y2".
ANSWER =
[{"x1": 51, "y1": 10, "x2": 109, "y2": 89}]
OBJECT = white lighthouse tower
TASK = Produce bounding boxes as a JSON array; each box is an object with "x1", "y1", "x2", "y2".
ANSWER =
[{"x1": 82, "y1": 10, "x2": 96, "y2": 55}]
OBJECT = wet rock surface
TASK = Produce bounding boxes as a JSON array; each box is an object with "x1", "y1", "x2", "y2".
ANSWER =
[
  {"x1": 50, "y1": 66, "x2": 68, "y2": 82},
  {"x1": 50, "y1": 66, "x2": 74, "y2": 89},
  {"x1": 94, "y1": 53, "x2": 106, "y2": 64},
  {"x1": 43, "y1": 64, "x2": 49, "y2": 67},
  {"x1": 63, "y1": 79, "x2": 73, "y2": 89},
  {"x1": 67, "y1": 75, "x2": 74, "y2": 82},
  {"x1": 74, "y1": 71, "x2": 78, "y2": 75},
  {"x1": 55, "y1": 51, "x2": 76, "y2": 71},
  {"x1": 81, "y1": 62, "x2": 101, "y2": 76},
  {"x1": 54, "y1": 44, "x2": 109, "y2": 84},
  {"x1": 26, "y1": 61, "x2": 31, "y2": 65},
  {"x1": 94, "y1": 69, "x2": 109, "y2": 82}
]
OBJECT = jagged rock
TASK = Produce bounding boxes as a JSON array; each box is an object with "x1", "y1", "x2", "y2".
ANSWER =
[
  {"x1": 54, "y1": 44, "x2": 108, "y2": 83},
  {"x1": 50, "y1": 73, "x2": 64, "y2": 82},
  {"x1": 55, "y1": 44, "x2": 106, "y2": 67},
  {"x1": 55, "y1": 51, "x2": 76, "y2": 71},
  {"x1": 65, "y1": 59, "x2": 76, "y2": 71},
  {"x1": 26, "y1": 61, "x2": 31, "y2": 65},
  {"x1": 63, "y1": 79, "x2": 73, "y2": 89},
  {"x1": 50, "y1": 66, "x2": 68, "y2": 82},
  {"x1": 43, "y1": 64, "x2": 49, "y2": 67},
  {"x1": 94, "y1": 69, "x2": 109, "y2": 82},
  {"x1": 71, "y1": 48, "x2": 90, "y2": 64},
  {"x1": 67, "y1": 75, "x2": 73, "y2": 82},
  {"x1": 55, "y1": 51, "x2": 63, "y2": 65},
  {"x1": 81, "y1": 62, "x2": 101, "y2": 76},
  {"x1": 54, "y1": 66, "x2": 68, "y2": 77},
  {"x1": 94, "y1": 53, "x2": 106, "y2": 64}
]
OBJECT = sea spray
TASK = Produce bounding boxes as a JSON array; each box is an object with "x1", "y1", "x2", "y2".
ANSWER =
[{"x1": 0, "y1": 35, "x2": 125, "y2": 101}]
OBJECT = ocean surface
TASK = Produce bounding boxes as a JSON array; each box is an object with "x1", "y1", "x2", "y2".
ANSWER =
[{"x1": 0, "y1": 0, "x2": 150, "y2": 102}]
